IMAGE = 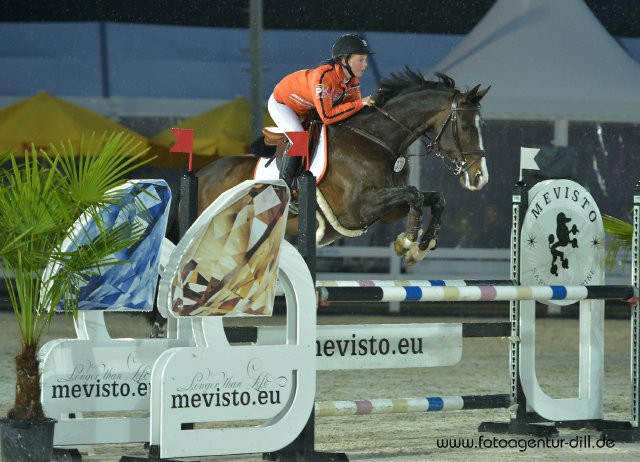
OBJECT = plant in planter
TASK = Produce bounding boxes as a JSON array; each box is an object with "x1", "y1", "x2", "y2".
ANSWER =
[{"x1": 0, "y1": 133, "x2": 150, "y2": 461}]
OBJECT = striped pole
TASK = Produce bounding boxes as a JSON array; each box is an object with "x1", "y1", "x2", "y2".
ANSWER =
[
  {"x1": 275, "y1": 279, "x2": 516, "y2": 296},
  {"x1": 317, "y1": 285, "x2": 637, "y2": 303},
  {"x1": 315, "y1": 394, "x2": 512, "y2": 417},
  {"x1": 316, "y1": 279, "x2": 515, "y2": 287}
]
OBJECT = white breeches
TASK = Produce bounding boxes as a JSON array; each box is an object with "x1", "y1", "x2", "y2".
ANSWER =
[{"x1": 268, "y1": 94, "x2": 304, "y2": 132}]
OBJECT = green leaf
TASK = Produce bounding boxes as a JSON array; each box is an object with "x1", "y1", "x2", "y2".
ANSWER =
[{"x1": 602, "y1": 213, "x2": 633, "y2": 270}]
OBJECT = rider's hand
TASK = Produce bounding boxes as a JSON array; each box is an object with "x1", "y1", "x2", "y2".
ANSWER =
[{"x1": 361, "y1": 96, "x2": 375, "y2": 107}]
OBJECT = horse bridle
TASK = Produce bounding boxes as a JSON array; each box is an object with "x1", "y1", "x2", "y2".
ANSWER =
[{"x1": 348, "y1": 91, "x2": 485, "y2": 176}]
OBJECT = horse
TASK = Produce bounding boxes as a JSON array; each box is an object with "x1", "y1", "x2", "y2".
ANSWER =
[{"x1": 197, "y1": 69, "x2": 490, "y2": 266}]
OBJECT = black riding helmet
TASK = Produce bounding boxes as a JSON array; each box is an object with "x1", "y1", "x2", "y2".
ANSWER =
[
  {"x1": 331, "y1": 34, "x2": 375, "y2": 59},
  {"x1": 331, "y1": 34, "x2": 374, "y2": 78}
]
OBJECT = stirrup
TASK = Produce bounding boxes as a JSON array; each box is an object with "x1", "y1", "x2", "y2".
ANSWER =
[{"x1": 288, "y1": 201, "x2": 299, "y2": 215}]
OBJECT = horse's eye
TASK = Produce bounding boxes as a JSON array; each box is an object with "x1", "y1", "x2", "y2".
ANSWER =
[{"x1": 461, "y1": 124, "x2": 470, "y2": 132}]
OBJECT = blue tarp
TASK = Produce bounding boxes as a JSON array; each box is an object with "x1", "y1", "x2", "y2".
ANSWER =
[
  {"x1": 1, "y1": 22, "x2": 638, "y2": 101},
  {"x1": 0, "y1": 22, "x2": 463, "y2": 99},
  {"x1": 0, "y1": 23, "x2": 103, "y2": 96}
]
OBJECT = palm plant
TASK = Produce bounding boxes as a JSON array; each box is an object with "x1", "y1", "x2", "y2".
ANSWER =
[
  {"x1": 0, "y1": 133, "x2": 150, "y2": 421},
  {"x1": 603, "y1": 213, "x2": 633, "y2": 270}
]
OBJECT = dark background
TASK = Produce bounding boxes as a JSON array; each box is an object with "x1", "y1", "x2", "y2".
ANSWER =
[{"x1": 2, "y1": 0, "x2": 639, "y2": 37}]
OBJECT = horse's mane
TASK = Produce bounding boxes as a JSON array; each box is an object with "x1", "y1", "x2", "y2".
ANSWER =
[{"x1": 372, "y1": 68, "x2": 456, "y2": 107}]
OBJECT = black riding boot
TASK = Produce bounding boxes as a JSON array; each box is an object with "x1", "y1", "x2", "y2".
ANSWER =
[{"x1": 279, "y1": 154, "x2": 302, "y2": 192}]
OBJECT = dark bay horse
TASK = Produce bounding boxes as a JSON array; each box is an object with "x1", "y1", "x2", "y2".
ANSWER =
[{"x1": 197, "y1": 69, "x2": 490, "y2": 265}]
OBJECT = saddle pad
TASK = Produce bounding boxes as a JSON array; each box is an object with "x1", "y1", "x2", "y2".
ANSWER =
[{"x1": 254, "y1": 126, "x2": 327, "y2": 184}]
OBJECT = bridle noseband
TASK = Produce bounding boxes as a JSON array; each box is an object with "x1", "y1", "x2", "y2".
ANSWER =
[{"x1": 345, "y1": 91, "x2": 485, "y2": 177}]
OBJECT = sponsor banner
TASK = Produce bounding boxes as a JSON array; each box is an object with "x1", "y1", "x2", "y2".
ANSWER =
[{"x1": 258, "y1": 323, "x2": 463, "y2": 370}]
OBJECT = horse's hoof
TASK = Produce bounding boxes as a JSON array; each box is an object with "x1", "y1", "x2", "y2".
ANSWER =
[
  {"x1": 394, "y1": 233, "x2": 411, "y2": 256},
  {"x1": 404, "y1": 252, "x2": 418, "y2": 267},
  {"x1": 404, "y1": 242, "x2": 429, "y2": 266}
]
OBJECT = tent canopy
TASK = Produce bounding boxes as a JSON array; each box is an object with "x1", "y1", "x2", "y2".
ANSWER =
[
  {"x1": 0, "y1": 92, "x2": 147, "y2": 153},
  {"x1": 150, "y1": 97, "x2": 273, "y2": 157},
  {"x1": 428, "y1": 0, "x2": 640, "y2": 122}
]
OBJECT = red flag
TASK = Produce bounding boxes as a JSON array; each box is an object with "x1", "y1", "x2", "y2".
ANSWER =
[
  {"x1": 169, "y1": 128, "x2": 194, "y2": 172},
  {"x1": 285, "y1": 131, "x2": 310, "y2": 170}
]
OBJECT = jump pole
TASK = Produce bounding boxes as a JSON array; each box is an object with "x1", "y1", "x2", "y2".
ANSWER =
[
  {"x1": 317, "y1": 285, "x2": 637, "y2": 303},
  {"x1": 315, "y1": 394, "x2": 512, "y2": 417}
]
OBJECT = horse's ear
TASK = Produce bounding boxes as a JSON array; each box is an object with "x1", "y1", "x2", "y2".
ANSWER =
[
  {"x1": 463, "y1": 84, "x2": 481, "y2": 103},
  {"x1": 475, "y1": 85, "x2": 491, "y2": 101}
]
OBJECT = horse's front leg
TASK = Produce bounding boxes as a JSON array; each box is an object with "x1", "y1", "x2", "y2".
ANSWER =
[{"x1": 418, "y1": 191, "x2": 446, "y2": 251}]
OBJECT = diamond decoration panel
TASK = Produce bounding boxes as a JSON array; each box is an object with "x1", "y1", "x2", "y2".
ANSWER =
[
  {"x1": 58, "y1": 180, "x2": 171, "y2": 311},
  {"x1": 171, "y1": 183, "x2": 289, "y2": 317}
]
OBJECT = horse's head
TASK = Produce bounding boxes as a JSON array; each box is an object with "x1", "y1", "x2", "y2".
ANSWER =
[
  {"x1": 434, "y1": 84, "x2": 491, "y2": 191},
  {"x1": 366, "y1": 69, "x2": 491, "y2": 191}
]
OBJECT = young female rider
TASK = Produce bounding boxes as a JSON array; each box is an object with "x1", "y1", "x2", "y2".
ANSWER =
[{"x1": 268, "y1": 33, "x2": 375, "y2": 190}]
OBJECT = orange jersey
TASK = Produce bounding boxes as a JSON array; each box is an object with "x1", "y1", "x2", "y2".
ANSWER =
[{"x1": 273, "y1": 62, "x2": 363, "y2": 124}]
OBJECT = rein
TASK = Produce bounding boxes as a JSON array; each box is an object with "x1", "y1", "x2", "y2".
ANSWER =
[
  {"x1": 344, "y1": 92, "x2": 485, "y2": 176},
  {"x1": 342, "y1": 125, "x2": 398, "y2": 158}
]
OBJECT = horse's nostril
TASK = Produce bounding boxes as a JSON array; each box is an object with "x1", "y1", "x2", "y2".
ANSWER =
[{"x1": 475, "y1": 173, "x2": 483, "y2": 187}]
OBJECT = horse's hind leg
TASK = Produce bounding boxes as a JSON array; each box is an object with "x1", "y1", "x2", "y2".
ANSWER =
[
  {"x1": 382, "y1": 188, "x2": 424, "y2": 262},
  {"x1": 401, "y1": 192, "x2": 446, "y2": 266},
  {"x1": 356, "y1": 186, "x2": 424, "y2": 263}
]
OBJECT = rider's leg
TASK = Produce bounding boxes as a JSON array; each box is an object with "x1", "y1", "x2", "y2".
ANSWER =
[
  {"x1": 267, "y1": 94, "x2": 304, "y2": 132},
  {"x1": 267, "y1": 94, "x2": 304, "y2": 190},
  {"x1": 279, "y1": 154, "x2": 302, "y2": 191}
]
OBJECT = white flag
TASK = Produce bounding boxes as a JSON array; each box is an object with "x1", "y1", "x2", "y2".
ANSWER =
[{"x1": 520, "y1": 147, "x2": 540, "y2": 181}]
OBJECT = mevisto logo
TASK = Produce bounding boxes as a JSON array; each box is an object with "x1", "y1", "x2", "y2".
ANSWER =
[
  {"x1": 548, "y1": 212, "x2": 579, "y2": 276},
  {"x1": 520, "y1": 180, "x2": 604, "y2": 303}
]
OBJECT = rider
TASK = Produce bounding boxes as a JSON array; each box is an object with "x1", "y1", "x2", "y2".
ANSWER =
[{"x1": 268, "y1": 33, "x2": 376, "y2": 191}]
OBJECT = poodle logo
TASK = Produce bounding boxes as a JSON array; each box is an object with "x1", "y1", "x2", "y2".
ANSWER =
[
  {"x1": 519, "y1": 179, "x2": 604, "y2": 305},
  {"x1": 548, "y1": 212, "x2": 579, "y2": 276}
]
